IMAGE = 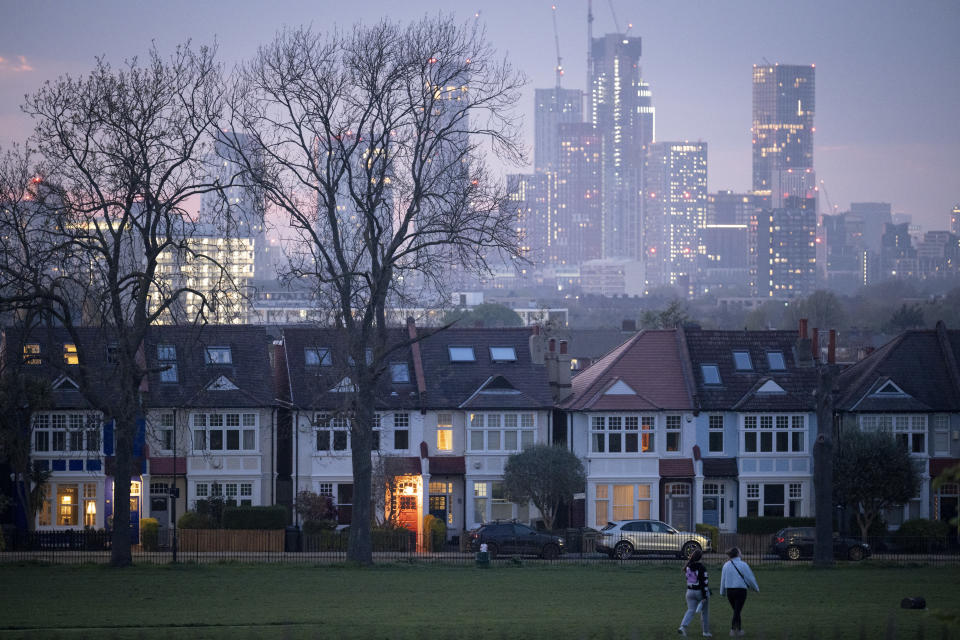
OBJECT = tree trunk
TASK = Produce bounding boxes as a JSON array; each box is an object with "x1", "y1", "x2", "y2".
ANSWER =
[
  {"x1": 109, "y1": 387, "x2": 139, "y2": 567},
  {"x1": 813, "y1": 365, "x2": 835, "y2": 567},
  {"x1": 346, "y1": 375, "x2": 375, "y2": 565}
]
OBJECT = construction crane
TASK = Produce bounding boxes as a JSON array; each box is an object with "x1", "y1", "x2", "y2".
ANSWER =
[
  {"x1": 551, "y1": 5, "x2": 564, "y2": 88},
  {"x1": 818, "y1": 179, "x2": 839, "y2": 215},
  {"x1": 607, "y1": 0, "x2": 621, "y2": 32}
]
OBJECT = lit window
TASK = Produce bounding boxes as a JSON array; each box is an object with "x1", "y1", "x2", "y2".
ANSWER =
[
  {"x1": 489, "y1": 347, "x2": 517, "y2": 362},
  {"x1": 437, "y1": 413, "x2": 453, "y2": 452},
  {"x1": 733, "y1": 351, "x2": 752, "y2": 370},
  {"x1": 23, "y1": 343, "x2": 41, "y2": 365},
  {"x1": 767, "y1": 352, "x2": 786, "y2": 370},
  {"x1": 63, "y1": 344, "x2": 78, "y2": 365},
  {"x1": 205, "y1": 346, "x2": 232, "y2": 364},
  {"x1": 448, "y1": 346, "x2": 475, "y2": 362},
  {"x1": 701, "y1": 364, "x2": 721, "y2": 385}
]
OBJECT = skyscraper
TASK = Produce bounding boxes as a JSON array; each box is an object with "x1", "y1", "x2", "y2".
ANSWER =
[
  {"x1": 951, "y1": 204, "x2": 960, "y2": 235},
  {"x1": 750, "y1": 197, "x2": 817, "y2": 298},
  {"x1": 534, "y1": 88, "x2": 583, "y2": 173},
  {"x1": 644, "y1": 142, "x2": 708, "y2": 291},
  {"x1": 589, "y1": 34, "x2": 655, "y2": 260},
  {"x1": 752, "y1": 64, "x2": 816, "y2": 208}
]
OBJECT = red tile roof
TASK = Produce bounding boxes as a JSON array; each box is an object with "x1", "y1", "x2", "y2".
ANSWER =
[
  {"x1": 563, "y1": 330, "x2": 694, "y2": 411},
  {"x1": 659, "y1": 458, "x2": 695, "y2": 478}
]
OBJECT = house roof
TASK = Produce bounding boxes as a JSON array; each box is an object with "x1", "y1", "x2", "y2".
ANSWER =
[
  {"x1": 835, "y1": 322, "x2": 960, "y2": 412},
  {"x1": 281, "y1": 327, "x2": 420, "y2": 412},
  {"x1": 702, "y1": 457, "x2": 739, "y2": 477},
  {"x1": 659, "y1": 458, "x2": 695, "y2": 478},
  {"x1": 282, "y1": 326, "x2": 552, "y2": 412},
  {"x1": 561, "y1": 329, "x2": 695, "y2": 411},
  {"x1": 683, "y1": 328, "x2": 819, "y2": 412},
  {"x1": 142, "y1": 325, "x2": 274, "y2": 409}
]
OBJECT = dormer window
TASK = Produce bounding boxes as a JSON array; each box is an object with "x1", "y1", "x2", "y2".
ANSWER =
[
  {"x1": 205, "y1": 346, "x2": 232, "y2": 365},
  {"x1": 701, "y1": 364, "x2": 721, "y2": 385},
  {"x1": 489, "y1": 347, "x2": 517, "y2": 362},
  {"x1": 157, "y1": 344, "x2": 177, "y2": 383},
  {"x1": 766, "y1": 352, "x2": 786, "y2": 370},
  {"x1": 390, "y1": 362, "x2": 410, "y2": 383},
  {"x1": 448, "y1": 346, "x2": 475, "y2": 362},
  {"x1": 305, "y1": 347, "x2": 332, "y2": 367},
  {"x1": 733, "y1": 351, "x2": 753, "y2": 371},
  {"x1": 63, "y1": 344, "x2": 78, "y2": 366},
  {"x1": 23, "y1": 343, "x2": 42, "y2": 365}
]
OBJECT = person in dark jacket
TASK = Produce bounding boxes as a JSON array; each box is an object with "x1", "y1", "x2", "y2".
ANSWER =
[{"x1": 677, "y1": 548, "x2": 712, "y2": 637}]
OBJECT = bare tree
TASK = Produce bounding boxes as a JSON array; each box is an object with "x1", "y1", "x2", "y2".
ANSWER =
[
  {"x1": 226, "y1": 16, "x2": 525, "y2": 563},
  {"x1": 18, "y1": 43, "x2": 237, "y2": 566}
]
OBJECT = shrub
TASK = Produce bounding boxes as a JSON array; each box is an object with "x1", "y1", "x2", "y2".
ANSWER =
[
  {"x1": 140, "y1": 518, "x2": 159, "y2": 551},
  {"x1": 736, "y1": 516, "x2": 816, "y2": 535},
  {"x1": 695, "y1": 523, "x2": 719, "y2": 551},
  {"x1": 221, "y1": 505, "x2": 287, "y2": 530},
  {"x1": 423, "y1": 515, "x2": 447, "y2": 551},
  {"x1": 177, "y1": 511, "x2": 215, "y2": 529},
  {"x1": 371, "y1": 526, "x2": 416, "y2": 552},
  {"x1": 296, "y1": 491, "x2": 337, "y2": 523},
  {"x1": 893, "y1": 518, "x2": 950, "y2": 553},
  {"x1": 194, "y1": 497, "x2": 236, "y2": 527},
  {"x1": 303, "y1": 519, "x2": 338, "y2": 535}
]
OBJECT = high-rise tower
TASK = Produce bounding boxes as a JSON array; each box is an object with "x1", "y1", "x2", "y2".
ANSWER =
[
  {"x1": 752, "y1": 64, "x2": 816, "y2": 208},
  {"x1": 534, "y1": 88, "x2": 584, "y2": 173},
  {"x1": 589, "y1": 33, "x2": 655, "y2": 260}
]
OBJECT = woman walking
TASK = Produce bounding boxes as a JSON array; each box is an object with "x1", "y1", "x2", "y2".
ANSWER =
[
  {"x1": 719, "y1": 547, "x2": 759, "y2": 636},
  {"x1": 677, "y1": 548, "x2": 712, "y2": 637}
]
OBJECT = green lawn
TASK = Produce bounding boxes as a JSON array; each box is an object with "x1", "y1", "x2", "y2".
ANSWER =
[{"x1": 0, "y1": 562, "x2": 955, "y2": 639}]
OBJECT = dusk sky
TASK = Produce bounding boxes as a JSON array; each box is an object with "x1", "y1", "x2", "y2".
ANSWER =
[{"x1": 1, "y1": 0, "x2": 957, "y2": 231}]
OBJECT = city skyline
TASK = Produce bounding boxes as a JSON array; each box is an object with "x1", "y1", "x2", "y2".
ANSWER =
[{"x1": 0, "y1": 0, "x2": 957, "y2": 232}]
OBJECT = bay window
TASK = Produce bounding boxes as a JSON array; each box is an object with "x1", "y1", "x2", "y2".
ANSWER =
[
  {"x1": 591, "y1": 415, "x2": 654, "y2": 453},
  {"x1": 191, "y1": 412, "x2": 258, "y2": 452},
  {"x1": 742, "y1": 414, "x2": 805, "y2": 453},
  {"x1": 468, "y1": 412, "x2": 535, "y2": 452}
]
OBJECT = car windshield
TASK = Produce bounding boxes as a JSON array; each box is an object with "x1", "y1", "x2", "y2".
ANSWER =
[{"x1": 600, "y1": 522, "x2": 616, "y2": 531}]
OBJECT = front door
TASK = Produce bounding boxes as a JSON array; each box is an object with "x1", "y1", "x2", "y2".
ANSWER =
[
  {"x1": 702, "y1": 496, "x2": 719, "y2": 527},
  {"x1": 129, "y1": 480, "x2": 141, "y2": 544},
  {"x1": 665, "y1": 482, "x2": 691, "y2": 531},
  {"x1": 429, "y1": 495, "x2": 447, "y2": 525}
]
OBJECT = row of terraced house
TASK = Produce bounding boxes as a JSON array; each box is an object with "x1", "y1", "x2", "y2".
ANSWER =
[{"x1": 2, "y1": 320, "x2": 959, "y2": 544}]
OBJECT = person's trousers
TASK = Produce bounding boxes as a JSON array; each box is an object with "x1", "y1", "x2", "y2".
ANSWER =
[
  {"x1": 726, "y1": 588, "x2": 747, "y2": 631},
  {"x1": 679, "y1": 589, "x2": 710, "y2": 633}
]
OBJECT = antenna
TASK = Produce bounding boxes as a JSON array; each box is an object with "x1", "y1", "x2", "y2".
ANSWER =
[{"x1": 551, "y1": 4, "x2": 564, "y2": 89}]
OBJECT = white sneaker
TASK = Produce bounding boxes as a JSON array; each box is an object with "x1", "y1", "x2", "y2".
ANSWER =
[
  {"x1": 678, "y1": 627, "x2": 688, "y2": 637},
  {"x1": 703, "y1": 633, "x2": 713, "y2": 638},
  {"x1": 729, "y1": 631, "x2": 737, "y2": 637}
]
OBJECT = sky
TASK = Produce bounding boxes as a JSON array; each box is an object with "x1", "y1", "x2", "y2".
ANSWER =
[{"x1": 1, "y1": 0, "x2": 958, "y2": 231}]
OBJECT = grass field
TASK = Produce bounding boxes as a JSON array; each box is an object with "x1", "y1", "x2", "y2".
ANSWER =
[{"x1": 0, "y1": 562, "x2": 956, "y2": 639}]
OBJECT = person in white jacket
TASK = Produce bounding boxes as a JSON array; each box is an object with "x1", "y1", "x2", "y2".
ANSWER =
[{"x1": 718, "y1": 547, "x2": 759, "y2": 636}]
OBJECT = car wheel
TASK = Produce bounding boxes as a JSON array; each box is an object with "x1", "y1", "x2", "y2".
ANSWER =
[
  {"x1": 614, "y1": 541, "x2": 632, "y2": 560},
  {"x1": 486, "y1": 543, "x2": 499, "y2": 559},
  {"x1": 541, "y1": 544, "x2": 559, "y2": 560},
  {"x1": 847, "y1": 546, "x2": 864, "y2": 561},
  {"x1": 787, "y1": 545, "x2": 802, "y2": 561},
  {"x1": 681, "y1": 541, "x2": 702, "y2": 559}
]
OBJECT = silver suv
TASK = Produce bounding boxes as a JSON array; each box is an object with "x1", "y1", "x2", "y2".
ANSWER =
[{"x1": 596, "y1": 520, "x2": 711, "y2": 559}]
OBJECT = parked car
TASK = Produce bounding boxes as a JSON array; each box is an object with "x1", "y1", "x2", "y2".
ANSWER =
[
  {"x1": 468, "y1": 522, "x2": 565, "y2": 559},
  {"x1": 596, "y1": 520, "x2": 711, "y2": 560},
  {"x1": 770, "y1": 527, "x2": 871, "y2": 561}
]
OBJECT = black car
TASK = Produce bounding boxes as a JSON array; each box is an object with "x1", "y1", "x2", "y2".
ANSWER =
[
  {"x1": 770, "y1": 527, "x2": 871, "y2": 561},
  {"x1": 468, "y1": 522, "x2": 565, "y2": 559}
]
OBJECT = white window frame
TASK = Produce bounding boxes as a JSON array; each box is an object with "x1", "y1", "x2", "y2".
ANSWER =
[
  {"x1": 708, "y1": 414, "x2": 724, "y2": 453},
  {"x1": 590, "y1": 414, "x2": 654, "y2": 454},
  {"x1": 933, "y1": 415, "x2": 950, "y2": 456},
  {"x1": 190, "y1": 412, "x2": 258, "y2": 453},
  {"x1": 31, "y1": 412, "x2": 102, "y2": 455},
  {"x1": 665, "y1": 415, "x2": 682, "y2": 453},
  {"x1": 204, "y1": 346, "x2": 232, "y2": 365},
  {"x1": 467, "y1": 412, "x2": 536, "y2": 452},
  {"x1": 859, "y1": 414, "x2": 927, "y2": 456},
  {"x1": 741, "y1": 414, "x2": 806, "y2": 454},
  {"x1": 436, "y1": 413, "x2": 453, "y2": 452}
]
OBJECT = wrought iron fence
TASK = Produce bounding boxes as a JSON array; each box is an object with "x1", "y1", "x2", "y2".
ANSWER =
[{"x1": 2, "y1": 527, "x2": 958, "y2": 566}]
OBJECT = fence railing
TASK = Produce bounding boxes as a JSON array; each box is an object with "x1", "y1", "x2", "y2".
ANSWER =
[{"x1": 2, "y1": 528, "x2": 958, "y2": 566}]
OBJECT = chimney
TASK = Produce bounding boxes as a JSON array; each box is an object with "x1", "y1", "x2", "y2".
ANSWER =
[
  {"x1": 828, "y1": 329, "x2": 836, "y2": 364},
  {"x1": 795, "y1": 318, "x2": 813, "y2": 366},
  {"x1": 529, "y1": 325, "x2": 545, "y2": 365},
  {"x1": 811, "y1": 328, "x2": 820, "y2": 363},
  {"x1": 406, "y1": 317, "x2": 427, "y2": 397},
  {"x1": 798, "y1": 318, "x2": 808, "y2": 339},
  {"x1": 554, "y1": 339, "x2": 573, "y2": 402}
]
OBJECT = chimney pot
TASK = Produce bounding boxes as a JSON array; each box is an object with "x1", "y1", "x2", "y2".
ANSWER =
[
  {"x1": 811, "y1": 328, "x2": 819, "y2": 362},
  {"x1": 828, "y1": 329, "x2": 837, "y2": 364},
  {"x1": 799, "y1": 318, "x2": 808, "y2": 339}
]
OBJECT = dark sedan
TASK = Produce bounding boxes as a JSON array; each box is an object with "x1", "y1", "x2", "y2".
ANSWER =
[
  {"x1": 468, "y1": 522, "x2": 565, "y2": 559},
  {"x1": 771, "y1": 527, "x2": 871, "y2": 561}
]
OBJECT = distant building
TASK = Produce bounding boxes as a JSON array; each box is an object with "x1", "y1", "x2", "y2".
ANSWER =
[
  {"x1": 951, "y1": 204, "x2": 960, "y2": 235},
  {"x1": 880, "y1": 222, "x2": 918, "y2": 280},
  {"x1": 534, "y1": 88, "x2": 583, "y2": 173},
  {"x1": 508, "y1": 172, "x2": 555, "y2": 268},
  {"x1": 581, "y1": 258, "x2": 644, "y2": 297},
  {"x1": 750, "y1": 197, "x2": 817, "y2": 298},
  {"x1": 916, "y1": 230, "x2": 960, "y2": 277},
  {"x1": 699, "y1": 224, "x2": 750, "y2": 293},
  {"x1": 708, "y1": 191, "x2": 761, "y2": 226},
  {"x1": 555, "y1": 123, "x2": 603, "y2": 266},
  {"x1": 752, "y1": 64, "x2": 816, "y2": 208},
  {"x1": 590, "y1": 33, "x2": 654, "y2": 261},
  {"x1": 820, "y1": 213, "x2": 862, "y2": 293},
  {"x1": 644, "y1": 142, "x2": 708, "y2": 292}
]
